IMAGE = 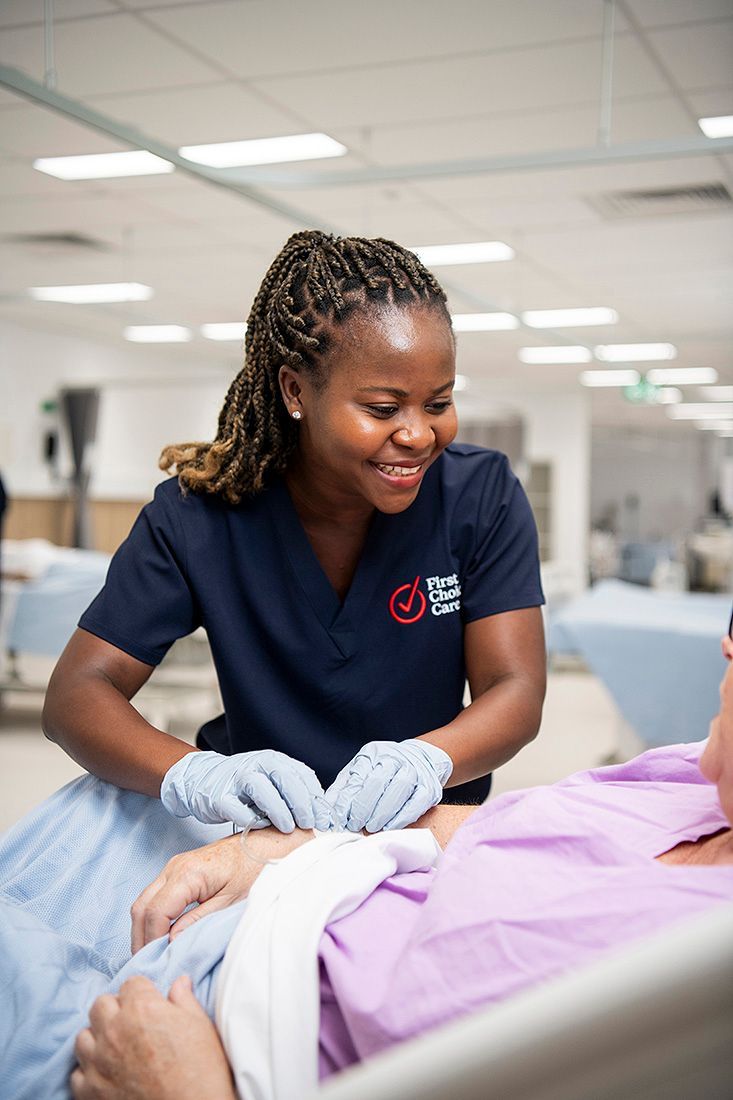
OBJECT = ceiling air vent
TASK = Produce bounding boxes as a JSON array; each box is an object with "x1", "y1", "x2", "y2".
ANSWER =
[
  {"x1": 3, "y1": 232, "x2": 110, "y2": 252},
  {"x1": 590, "y1": 182, "x2": 731, "y2": 219}
]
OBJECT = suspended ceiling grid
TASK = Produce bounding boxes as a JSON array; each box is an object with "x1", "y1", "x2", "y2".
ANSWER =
[{"x1": 0, "y1": 0, "x2": 731, "y2": 428}]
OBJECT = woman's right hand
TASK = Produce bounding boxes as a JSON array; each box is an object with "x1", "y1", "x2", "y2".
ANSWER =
[
  {"x1": 160, "y1": 749, "x2": 333, "y2": 832},
  {"x1": 131, "y1": 828, "x2": 310, "y2": 953}
]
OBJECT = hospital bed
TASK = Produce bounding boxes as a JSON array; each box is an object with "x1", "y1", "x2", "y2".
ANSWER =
[
  {"x1": 316, "y1": 902, "x2": 733, "y2": 1100},
  {"x1": 0, "y1": 538, "x2": 221, "y2": 731},
  {"x1": 546, "y1": 579, "x2": 729, "y2": 749}
]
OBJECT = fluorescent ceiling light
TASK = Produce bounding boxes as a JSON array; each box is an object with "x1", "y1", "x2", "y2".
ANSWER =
[
  {"x1": 579, "y1": 369, "x2": 640, "y2": 387},
  {"x1": 34, "y1": 151, "x2": 174, "y2": 180},
  {"x1": 179, "y1": 133, "x2": 346, "y2": 167},
  {"x1": 698, "y1": 115, "x2": 733, "y2": 138},
  {"x1": 453, "y1": 374, "x2": 469, "y2": 391},
  {"x1": 595, "y1": 343, "x2": 676, "y2": 362},
  {"x1": 124, "y1": 325, "x2": 191, "y2": 343},
  {"x1": 695, "y1": 420, "x2": 733, "y2": 430},
  {"x1": 667, "y1": 403, "x2": 733, "y2": 420},
  {"x1": 410, "y1": 241, "x2": 514, "y2": 266},
  {"x1": 698, "y1": 386, "x2": 733, "y2": 401},
  {"x1": 29, "y1": 282, "x2": 153, "y2": 304},
  {"x1": 645, "y1": 367, "x2": 718, "y2": 385},
  {"x1": 717, "y1": 429, "x2": 733, "y2": 438},
  {"x1": 521, "y1": 307, "x2": 618, "y2": 328},
  {"x1": 519, "y1": 346, "x2": 591, "y2": 364},
  {"x1": 201, "y1": 322, "x2": 247, "y2": 341},
  {"x1": 451, "y1": 312, "x2": 518, "y2": 332},
  {"x1": 655, "y1": 387, "x2": 682, "y2": 404}
]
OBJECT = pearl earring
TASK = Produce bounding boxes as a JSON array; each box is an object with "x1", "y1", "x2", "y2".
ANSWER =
[{"x1": 291, "y1": 410, "x2": 302, "y2": 421}]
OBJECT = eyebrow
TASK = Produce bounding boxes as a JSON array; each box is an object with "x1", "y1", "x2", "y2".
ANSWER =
[{"x1": 358, "y1": 381, "x2": 455, "y2": 398}]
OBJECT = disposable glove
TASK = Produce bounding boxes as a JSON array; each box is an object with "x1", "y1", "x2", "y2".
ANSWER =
[
  {"x1": 325, "y1": 739, "x2": 453, "y2": 833},
  {"x1": 161, "y1": 750, "x2": 333, "y2": 833}
]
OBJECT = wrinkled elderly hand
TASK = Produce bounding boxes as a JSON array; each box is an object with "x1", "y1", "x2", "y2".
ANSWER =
[
  {"x1": 71, "y1": 975, "x2": 235, "y2": 1100},
  {"x1": 131, "y1": 829, "x2": 310, "y2": 954}
]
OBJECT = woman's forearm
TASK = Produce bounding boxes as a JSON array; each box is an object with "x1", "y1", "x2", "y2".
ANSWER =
[
  {"x1": 43, "y1": 660, "x2": 195, "y2": 798},
  {"x1": 419, "y1": 674, "x2": 543, "y2": 787}
]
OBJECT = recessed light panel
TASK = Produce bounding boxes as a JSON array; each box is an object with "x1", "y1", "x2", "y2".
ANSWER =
[
  {"x1": 521, "y1": 307, "x2": 618, "y2": 328},
  {"x1": 411, "y1": 241, "x2": 515, "y2": 266},
  {"x1": 451, "y1": 312, "x2": 518, "y2": 332},
  {"x1": 579, "y1": 370, "x2": 640, "y2": 387},
  {"x1": 519, "y1": 346, "x2": 592, "y2": 364},
  {"x1": 201, "y1": 323, "x2": 247, "y2": 341},
  {"x1": 179, "y1": 133, "x2": 346, "y2": 167},
  {"x1": 34, "y1": 151, "x2": 174, "y2": 180},
  {"x1": 646, "y1": 367, "x2": 718, "y2": 385},
  {"x1": 29, "y1": 283, "x2": 153, "y2": 304},
  {"x1": 667, "y1": 403, "x2": 733, "y2": 420},
  {"x1": 595, "y1": 343, "x2": 676, "y2": 362},
  {"x1": 124, "y1": 325, "x2": 191, "y2": 343},
  {"x1": 698, "y1": 386, "x2": 733, "y2": 401},
  {"x1": 698, "y1": 116, "x2": 733, "y2": 138},
  {"x1": 655, "y1": 387, "x2": 682, "y2": 404}
]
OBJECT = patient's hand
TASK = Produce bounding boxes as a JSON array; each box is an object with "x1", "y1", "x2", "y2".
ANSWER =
[
  {"x1": 131, "y1": 828, "x2": 311, "y2": 953},
  {"x1": 71, "y1": 975, "x2": 236, "y2": 1100}
]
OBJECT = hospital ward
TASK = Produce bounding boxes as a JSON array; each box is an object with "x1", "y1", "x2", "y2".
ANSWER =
[{"x1": 1, "y1": 3, "x2": 733, "y2": 1099}]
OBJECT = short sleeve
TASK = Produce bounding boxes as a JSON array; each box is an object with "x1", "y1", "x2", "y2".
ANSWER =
[
  {"x1": 460, "y1": 455, "x2": 544, "y2": 623},
  {"x1": 78, "y1": 482, "x2": 200, "y2": 665}
]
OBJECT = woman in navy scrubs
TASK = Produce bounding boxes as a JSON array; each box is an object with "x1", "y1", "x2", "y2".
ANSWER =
[{"x1": 43, "y1": 231, "x2": 546, "y2": 835}]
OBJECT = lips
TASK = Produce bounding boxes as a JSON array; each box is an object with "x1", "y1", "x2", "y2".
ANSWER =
[{"x1": 368, "y1": 457, "x2": 432, "y2": 489}]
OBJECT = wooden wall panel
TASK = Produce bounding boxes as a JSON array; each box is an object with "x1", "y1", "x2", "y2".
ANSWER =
[{"x1": 3, "y1": 498, "x2": 145, "y2": 554}]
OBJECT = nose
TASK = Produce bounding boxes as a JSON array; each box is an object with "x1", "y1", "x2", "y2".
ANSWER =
[{"x1": 391, "y1": 412, "x2": 435, "y2": 450}]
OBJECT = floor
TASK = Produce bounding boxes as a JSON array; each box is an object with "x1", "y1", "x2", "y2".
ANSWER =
[{"x1": 0, "y1": 668, "x2": 626, "y2": 835}]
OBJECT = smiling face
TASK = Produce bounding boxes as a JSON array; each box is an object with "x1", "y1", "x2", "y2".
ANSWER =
[
  {"x1": 700, "y1": 634, "x2": 733, "y2": 827},
  {"x1": 279, "y1": 303, "x2": 458, "y2": 516}
]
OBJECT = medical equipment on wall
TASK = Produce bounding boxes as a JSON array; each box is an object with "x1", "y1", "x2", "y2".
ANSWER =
[{"x1": 60, "y1": 386, "x2": 100, "y2": 550}]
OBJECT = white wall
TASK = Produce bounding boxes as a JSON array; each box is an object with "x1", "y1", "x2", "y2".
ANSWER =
[
  {"x1": 0, "y1": 318, "x2": 231, "y2": 500},
  {"x1": 591, "y1": 426, "x2": 714, "y2": 542},
  {"x1": 459, "y1": 387, "x2": 591, "y2": 598}
]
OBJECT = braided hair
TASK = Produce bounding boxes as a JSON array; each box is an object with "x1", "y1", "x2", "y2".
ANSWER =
[{"x1": 159, "y1": 230, "x2": 451, "y2": 503}]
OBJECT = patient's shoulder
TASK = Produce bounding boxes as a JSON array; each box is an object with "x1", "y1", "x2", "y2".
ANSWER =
[{"x1": 560, "y1": 742, "x2": 707, "y2": 789}]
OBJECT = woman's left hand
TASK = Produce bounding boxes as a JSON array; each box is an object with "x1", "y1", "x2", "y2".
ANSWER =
[
  {"x1": 71, "y1": 975, "x2": 236, "y2": 1100},
  {"x1": 325, "y1": 739, "x2": 453, "y2": 832}
]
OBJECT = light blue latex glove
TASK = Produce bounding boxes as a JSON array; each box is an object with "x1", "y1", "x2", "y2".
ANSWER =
[
  {"x1": 325, "y1": 739, "x2": 453, "y2": 833},
  {"x1": 161, "y1": 750, "x2": 333, "y2": 833}
]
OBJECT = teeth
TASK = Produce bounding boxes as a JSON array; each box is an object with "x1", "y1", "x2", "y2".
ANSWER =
[{"x1": 376, "y1": 463, "x2": 421, "y2": 477}]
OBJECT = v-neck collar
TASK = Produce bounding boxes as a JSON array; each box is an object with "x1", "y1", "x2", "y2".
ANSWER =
[{"x1": 266, "y1": 479, "x2": 389, "y2": 659}]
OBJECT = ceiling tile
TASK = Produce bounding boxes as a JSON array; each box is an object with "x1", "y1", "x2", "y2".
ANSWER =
[
  {"x1": 252, "y1": 35, "x2": 667, "y2": 132},
  {"x1": 144, "y1": 0, "x2": 627, "y2": 80},
  {"x1": 0, "y1": 13, "x2": 220, "y2": 97},
  {"x1": 84, "y1": 81, "x2": 300, "y2": 146},
  {"x1": 329, "y1": 94, "x2": 694, "y2": 171},
  {"x1": 414, "y1": 152, "x2": 730, "y2": 204},
  {"x1": 0, "y1": 0, "x2": 117, "y2": 28},
  {"x1": 647, "y1": 19, "x2": 733, "y2": 90},
  {"x1": 0, "y1": 103, "x2": 127, "y2": 156},
  {"x1": 626, "y1": 0, "x2": 733, "y2": 29}
]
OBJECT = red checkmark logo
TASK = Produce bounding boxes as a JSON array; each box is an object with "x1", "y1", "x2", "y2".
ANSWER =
[{"x1": 389, "y1": 576, "x2": 427, "y2": 624}]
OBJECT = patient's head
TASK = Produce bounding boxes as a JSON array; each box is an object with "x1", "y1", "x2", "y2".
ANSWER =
[{"x1": 699, "y1": 635, "x2": 733, "y2": 827}]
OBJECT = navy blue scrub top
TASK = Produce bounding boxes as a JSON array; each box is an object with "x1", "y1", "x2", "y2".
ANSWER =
[{"x1": 79, "y1": 444, "x2": 544, "y2": 805}]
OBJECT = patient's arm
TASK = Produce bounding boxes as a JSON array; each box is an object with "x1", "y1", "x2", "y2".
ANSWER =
[{"x1": 131, "y1": 803, "x2": 477, "y2": 953}]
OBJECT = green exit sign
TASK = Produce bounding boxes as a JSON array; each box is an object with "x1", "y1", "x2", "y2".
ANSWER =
[{"x1": 623, "y1": 380, "x2": 661, "y2": 405}]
